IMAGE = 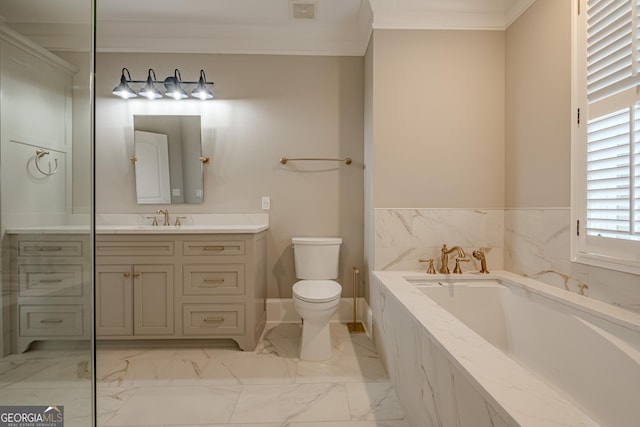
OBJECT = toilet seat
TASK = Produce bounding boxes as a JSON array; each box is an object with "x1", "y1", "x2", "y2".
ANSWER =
[{"x1": 293, "y1": 280, "x2": 342, "y2": 303}]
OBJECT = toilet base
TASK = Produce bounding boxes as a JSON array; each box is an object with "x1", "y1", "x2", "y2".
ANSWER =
[{"x1": 299, "y1": 320, "x2": 332, "y2": 361}]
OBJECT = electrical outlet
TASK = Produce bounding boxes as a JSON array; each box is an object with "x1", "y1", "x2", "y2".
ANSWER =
[{"x1": 261, "y1": 196, "x2": 271, "y2": 210}]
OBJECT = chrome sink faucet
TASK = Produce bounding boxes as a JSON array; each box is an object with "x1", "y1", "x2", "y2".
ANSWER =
[
  {"x1": 157, "y1": 209, "x2": 170, "y2": 226},
  {"x1": 439, "y1": 244, "x2": 466, "y2": 274}
]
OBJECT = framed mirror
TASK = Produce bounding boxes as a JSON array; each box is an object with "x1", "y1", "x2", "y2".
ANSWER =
[{"x1": 133, "y1": 115, "x2": 204, "y2": 204}]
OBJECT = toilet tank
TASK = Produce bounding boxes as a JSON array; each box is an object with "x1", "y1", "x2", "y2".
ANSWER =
[{"x1": 292, "y1": 237, "x2": 342, "y2": 279}]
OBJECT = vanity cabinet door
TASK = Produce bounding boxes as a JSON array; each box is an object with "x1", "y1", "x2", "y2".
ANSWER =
[
  {"x1": 133, "y1": 264, "x2": 174, "y2": 336},
  {"x1": 95, "y1": 265, "x2": 133, "y2": 336},
  {"x1": 96, "y1": 264, "x2": 174, "y2": 337}
]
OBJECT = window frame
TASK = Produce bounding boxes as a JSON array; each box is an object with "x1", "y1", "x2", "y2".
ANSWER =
[{"x1": 571, "y1": 0, "x2": 640, "y2": 275}]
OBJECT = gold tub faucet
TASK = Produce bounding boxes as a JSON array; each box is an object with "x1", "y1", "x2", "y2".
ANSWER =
[{"x1": 439, "y1": 244, "x2": 466, "y2": 274}]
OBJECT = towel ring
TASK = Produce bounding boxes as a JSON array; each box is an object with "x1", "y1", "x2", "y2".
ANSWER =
[{"x1": 34, "y1": 149, "x2": 58, "y2": 176}]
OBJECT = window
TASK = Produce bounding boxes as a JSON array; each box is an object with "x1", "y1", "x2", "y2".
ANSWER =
[{"x1": 573, "y1": 0, "x2": 640, "y2": 273}]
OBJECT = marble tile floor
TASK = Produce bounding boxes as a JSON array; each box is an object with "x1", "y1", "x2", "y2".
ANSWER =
[
  {"x1": 96, "y1": 323, "x2": 410, "y2": 427},
  {"x1": 0, "y1": 342, "x2": 93, "y2": 427}
]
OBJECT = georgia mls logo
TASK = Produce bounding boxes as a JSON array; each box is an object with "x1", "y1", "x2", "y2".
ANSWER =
[{"x1": 0, "y1": 405, "x2": 64, "y2": 427}]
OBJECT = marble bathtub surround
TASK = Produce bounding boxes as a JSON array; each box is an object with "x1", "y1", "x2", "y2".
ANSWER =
[
  {"x1": 96, "y1": 323, "x2": 409, "y2": 426},
  {"x1": 371, "y1": 270, "x2": 640, "y2": 427}
]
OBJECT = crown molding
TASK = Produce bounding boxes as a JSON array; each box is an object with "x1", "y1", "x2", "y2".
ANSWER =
[
  {"x1": 370, "y1": 0, "x2": 537, "y2": 31},
  {"x1": 4, "y1": 0, "x2": 535, "y2": 55}
]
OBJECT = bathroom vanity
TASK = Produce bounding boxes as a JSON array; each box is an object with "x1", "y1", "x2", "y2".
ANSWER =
[
  {"x1": 5, "y1": 229, "x2": 91, "y2": 354},
  {"x1": 95, "y1": 221, "x2": 267, "y2": 351}
]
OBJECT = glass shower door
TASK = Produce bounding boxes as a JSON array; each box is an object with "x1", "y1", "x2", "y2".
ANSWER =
[{"x1": 0, "y1": 1, "x2": 95, "y2": 426}]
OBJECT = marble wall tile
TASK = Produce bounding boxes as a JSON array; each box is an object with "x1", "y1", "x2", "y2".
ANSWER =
[
  {"x1": 505, "y1": 209, "x2": 640, "y2": 313},
  {"x1": 375, "y1": 209, "x2": 504, "y2": 272},
  {"x1": 374, "y1": 207, "x2": 639, "y2": 311}
]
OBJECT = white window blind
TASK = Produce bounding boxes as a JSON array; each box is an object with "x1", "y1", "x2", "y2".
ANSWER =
[
  {"x1": 587, "y1": 0, "x2": 635, "y2": 102},
  {"x1": 585, "y1": 0, "x2": 640, "y2": 243}
]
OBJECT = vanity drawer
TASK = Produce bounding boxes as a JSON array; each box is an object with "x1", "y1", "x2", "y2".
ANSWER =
[
  {"x1": 183, "y1": 264, "x2": 245, "y2": 296},
  {"x1": 19, "y1": 240, "x2": 83, "y2": 257},
  {"x1": 183, "y1": 241, "x2": 245, "y2": 256},
  {"x1": 182, "y1": 304, "x2": 245, "y2": 336},
  {"x1": 96, "y1": 241, "x2": 174, "y2": 257},
  {"x1": 19, "y1": 305, "x2": 83, "y2": 337},
  {"x1": 18, "y1": 264, "x2": 84, "y2": 297}
]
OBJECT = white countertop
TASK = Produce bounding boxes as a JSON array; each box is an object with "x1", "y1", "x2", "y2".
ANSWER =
[
  {"x1": 6, "y1": 213, "x2": 270, "y2": 235},
  {"x1": 95, "y1": 213, "x2": 268, "y2": 234},
  {"x1": 5, "y1": 225, "x2": 90, "y2": 234},
  {"x1": 95, "y1": 224, "x2": 268, "y2": 234}
]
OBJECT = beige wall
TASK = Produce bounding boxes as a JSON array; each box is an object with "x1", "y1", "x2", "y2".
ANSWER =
[
  {"x1": 505, "y1": 0, "x2": 572, "y2": 208},
  {"x1": 371, "y1": 29, "x2": 506, "y2": 209},
  {"x1": 95, "y1": 53, "x2": 364, "y2": 298}
]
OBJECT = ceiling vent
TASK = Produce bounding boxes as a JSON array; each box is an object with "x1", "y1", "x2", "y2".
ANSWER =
[{"x1": 291, "y1": 2, "x2": 316, "y2": 20}]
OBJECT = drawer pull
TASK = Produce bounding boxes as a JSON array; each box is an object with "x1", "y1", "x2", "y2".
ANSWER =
[
  {"x1": 203, "y1": 246, "x2": 225, "y2": 251},
  {"x1": 204, "y1": 316, "x2": 224, "y2": 323},
  {"x1": 39, "y1": 246, "x2": 63, "y2": 252},
  {"x1": 203, "y1": 277, "x2": 225, "y2": 284},
  {"x1": 39, "y1": 279, "x2": 62, "y2": 284},
  {"x1": 25, "y1": 246, "x2": 63, "y2": 252},
  {"x1": 40, "y1": 318, "x2": 64, "y2": 324}
]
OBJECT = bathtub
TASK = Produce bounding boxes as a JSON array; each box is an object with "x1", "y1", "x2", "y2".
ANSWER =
[{"x1": 371, "y1": 270, "x2": 640, "y2": 427}]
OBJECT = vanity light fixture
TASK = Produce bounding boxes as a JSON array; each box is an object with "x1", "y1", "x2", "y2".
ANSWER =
[
  {"x1": 191, "y1": 70, "x2": 214, "y2": 100},
  {"x1": 164, "y1": 69, "x2": 189, "y2": 100},
  {"x1": 112, "y1": 68, "x2": 137, "y2": 99},
  {"x1": 138, "y1": 69, "x2": 163, "y2": 100},
  {"x1": 112, "y1": 68, "x2": 215, "y2": 100}
]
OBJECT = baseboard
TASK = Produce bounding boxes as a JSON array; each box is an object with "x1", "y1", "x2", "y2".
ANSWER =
[{"x1": 267, "y1": 297, "x2": 371, "y2": 333}]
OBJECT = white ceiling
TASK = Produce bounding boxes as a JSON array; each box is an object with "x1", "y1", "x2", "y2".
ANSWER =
[{"x1": 0, "y1": 0, "x2": 535, "y2": 55}]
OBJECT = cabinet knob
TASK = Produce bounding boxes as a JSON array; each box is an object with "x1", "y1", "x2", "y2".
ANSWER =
[
  {"x1": 132, "y1": 272, "x2": 140, "y2": 277},
  {"x1": 123, "y1": 272, "x2": 131, "y2": 278}
]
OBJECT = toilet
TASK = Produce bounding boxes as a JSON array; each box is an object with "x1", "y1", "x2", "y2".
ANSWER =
[{"x1": 292, "y1": 237, "x2": 342, "y2": 361}]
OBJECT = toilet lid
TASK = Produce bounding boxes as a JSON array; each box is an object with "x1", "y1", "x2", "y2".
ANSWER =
[{"x1": 293, "y1": 280, "x2": 342, "y2": 303}]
